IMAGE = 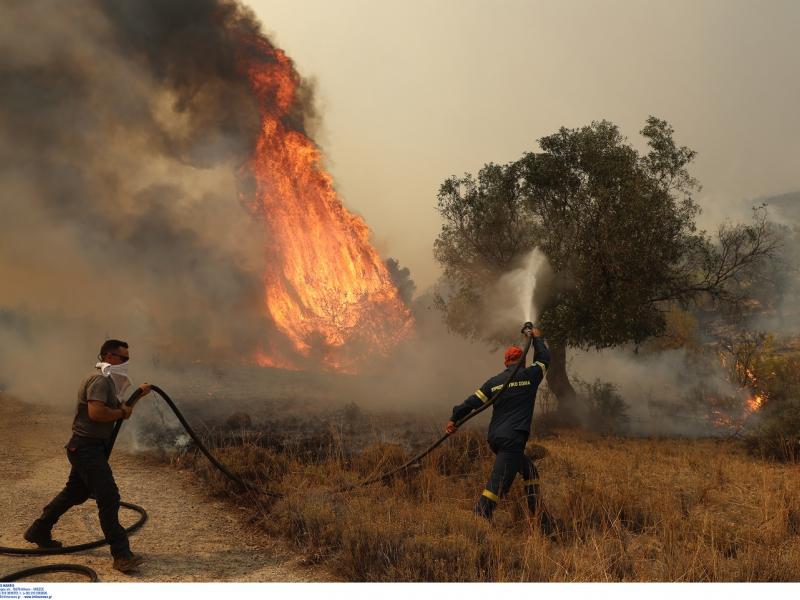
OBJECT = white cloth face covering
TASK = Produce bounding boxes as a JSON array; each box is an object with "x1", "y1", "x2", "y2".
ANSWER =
[{"x1": 96, "y1": 361, "x2": 132, "y2": 402}]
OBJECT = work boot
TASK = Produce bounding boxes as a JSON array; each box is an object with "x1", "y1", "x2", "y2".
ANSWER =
[
  {"x1": 112, "y1": 553, "x2": 145, "y2": 574},
  {"x1": 24, "y1": 522, "x2": 63, "y2": 549}
]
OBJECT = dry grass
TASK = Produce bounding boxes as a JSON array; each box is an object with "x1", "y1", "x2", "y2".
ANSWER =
[{"x1": 173, "y1": 427, "x2": 800, "y2": 581}]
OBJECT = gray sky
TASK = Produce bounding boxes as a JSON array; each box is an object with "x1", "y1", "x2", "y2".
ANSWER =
[{"x1": 250, "y1": 0, "x2": 800, "y2": 291}]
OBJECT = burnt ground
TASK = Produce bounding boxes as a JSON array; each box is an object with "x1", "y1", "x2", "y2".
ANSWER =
[{"x1": 0, "y1": 394, "x2": 330, "y2": 582}]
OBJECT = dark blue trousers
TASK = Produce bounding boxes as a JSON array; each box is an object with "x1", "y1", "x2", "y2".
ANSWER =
[
  {"x1": 474, "y1": 432, "x2": 542, "y2": 519},
  {"x1": 30, "y1": 443, "x2": 131, "y2": 558}
]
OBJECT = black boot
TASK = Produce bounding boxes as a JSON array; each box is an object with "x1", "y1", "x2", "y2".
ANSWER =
[
  {"x1": 474, "y1": 490, "x2": 498, "y2": 520},
  {"x1": 112, "y1": 553, "x2": 145, "y2": 574},
  {"x1": 24, "y1": 520, "x2": 63, "y2": 549}
]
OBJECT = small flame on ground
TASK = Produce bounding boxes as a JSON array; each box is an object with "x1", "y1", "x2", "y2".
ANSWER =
[
  {"x1": 707, "y1": 355, "x2": 768, "y2": 431},
  {"x1": 741, "y1": 367, "x2": 767, "y2": 415},
  {"x1": 745, "y1": 393, "x2": 765, "y2": 413}
]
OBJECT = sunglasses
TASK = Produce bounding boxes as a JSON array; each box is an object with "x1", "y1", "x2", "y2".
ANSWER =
[{"x1": 110, "y1": 353, "x2": 130, "y2": 363}]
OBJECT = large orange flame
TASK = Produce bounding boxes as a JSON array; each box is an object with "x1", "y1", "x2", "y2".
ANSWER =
[{"x1": 241, "y1": 41, "x2": 412, "y2": 371}]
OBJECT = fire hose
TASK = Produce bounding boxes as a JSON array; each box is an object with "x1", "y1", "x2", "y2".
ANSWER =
[
  {"x1": 0, "y1": 384, "x2": 277, "y2": 582},
  {"x1": 336, "y1": 331, "x2": 534, "y2": 492},
  {"x1": 334, "y1": 326, "x2": 555, "y2": 530},
  {"x1": 1, "y1": 325, "x2": 544, "y2": 581}
]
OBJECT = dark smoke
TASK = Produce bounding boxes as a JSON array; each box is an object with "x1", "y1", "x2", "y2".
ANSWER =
[{"x1": 0, "y1": 0, "x2": 315, "y2": 401}]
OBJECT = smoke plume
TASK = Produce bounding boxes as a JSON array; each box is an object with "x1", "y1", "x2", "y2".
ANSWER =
[{"x1": 0, "y1": 0, "x2": 314, "y2": 401}]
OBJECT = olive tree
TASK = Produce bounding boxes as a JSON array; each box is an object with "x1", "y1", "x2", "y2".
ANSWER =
[{"x1": 434, "y1": 117, "x2": 780, "y2": 411}]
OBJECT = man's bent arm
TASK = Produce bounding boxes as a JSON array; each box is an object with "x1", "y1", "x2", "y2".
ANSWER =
[
  {"x1": 87, "y1": 400, "x2": 125, "y2": 422},
  {"x1": 451, "y1": 381, "x2": 492, "y2": 422},
  {"x1": 523, "y1": 335, "x2": 551, "y2": 380}
]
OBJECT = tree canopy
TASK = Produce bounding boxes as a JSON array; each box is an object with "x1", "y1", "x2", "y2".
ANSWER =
[{"x1": 435, "y1": 117, "x2": 779, "y2": 350}]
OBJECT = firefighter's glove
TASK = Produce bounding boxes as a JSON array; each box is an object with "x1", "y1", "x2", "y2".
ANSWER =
[{"x1": 522, "y1": 325, "x2": 542, "y2": 338}]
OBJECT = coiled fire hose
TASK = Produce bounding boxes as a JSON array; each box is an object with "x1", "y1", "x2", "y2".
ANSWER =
[{"x1": 0, "y1": 385, "x2": 277, "y2": 582}]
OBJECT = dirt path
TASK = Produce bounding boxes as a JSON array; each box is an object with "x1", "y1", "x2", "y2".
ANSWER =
[{"x1": 0, "y1": 395, "x2": 326, "y2": 582}]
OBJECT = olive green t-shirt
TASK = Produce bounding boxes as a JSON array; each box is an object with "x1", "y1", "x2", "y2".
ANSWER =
[{"x1": 71, "y1": 370, "x2": 121, "y2": 440}]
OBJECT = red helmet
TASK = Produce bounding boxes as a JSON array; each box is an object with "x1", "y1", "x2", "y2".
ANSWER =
[{"x1": 504, "y1": 345, "x2": 523, "y2": 367}]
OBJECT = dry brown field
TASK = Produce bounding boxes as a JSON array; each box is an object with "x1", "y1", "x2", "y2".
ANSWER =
[{"x1": 175, "y1": 427, "x2": 800, "y2": 582}]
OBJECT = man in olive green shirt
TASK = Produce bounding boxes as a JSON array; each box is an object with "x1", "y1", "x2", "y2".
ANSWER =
[{"x1": 24, "y1": 339, "x2": 151, "y2": 574}]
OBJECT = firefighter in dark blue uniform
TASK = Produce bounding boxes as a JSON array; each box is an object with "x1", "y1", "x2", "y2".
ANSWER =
[{"x1": 446, "y1": 325, "x2": 553, "y2": 530}]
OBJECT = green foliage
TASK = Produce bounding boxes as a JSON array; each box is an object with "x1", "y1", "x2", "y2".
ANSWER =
[
  {"x1": 433, "y1": 162, "x2": 538, "y2": 341},
  {"x1": 517, "y1": 118, "x2": 702, "y2": 347},
  {"x1": 434, "y1": 117, "x2": 780, "y2": 351}
]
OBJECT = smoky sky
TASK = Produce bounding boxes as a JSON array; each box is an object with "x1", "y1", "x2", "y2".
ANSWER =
[
  {"x1": 252, "y1": 0, "x2": 800, "y2": 291},
  {"x1": 245, "y1": 0, "x2": 799, "y2": 437},
  {"x1": 0, "y1": 0, "x2": 315, "y2": 400}
]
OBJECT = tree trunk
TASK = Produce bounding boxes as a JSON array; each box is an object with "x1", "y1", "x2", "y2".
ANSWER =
[{"x1": 545, "y1": 341, "x2": 580, "y2": 425}]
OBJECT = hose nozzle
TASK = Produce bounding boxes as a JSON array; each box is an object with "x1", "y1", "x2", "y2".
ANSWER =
[{"x1": 521, "y1": 321, "x2": 534, "y2": 335}]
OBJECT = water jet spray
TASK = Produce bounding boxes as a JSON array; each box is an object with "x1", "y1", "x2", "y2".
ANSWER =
[{"x1": 498, "y1": 249, "x2": 546, "y2": 330}]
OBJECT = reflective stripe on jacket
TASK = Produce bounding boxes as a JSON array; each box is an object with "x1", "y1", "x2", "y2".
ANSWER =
[{"x1": 450, "y1": 336, "x2": 550, "y2": 440}]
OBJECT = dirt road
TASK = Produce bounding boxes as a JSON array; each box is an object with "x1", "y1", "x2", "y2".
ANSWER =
[{"x1": 0, "y1": 395, "x2": 325, "y2": 582}]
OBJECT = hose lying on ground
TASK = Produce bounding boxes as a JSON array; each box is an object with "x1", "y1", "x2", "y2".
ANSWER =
[
  {"x1": 0, "y1": 564, "x2": 99, "y2": 583},
  {"x1": 0, "y1": 385, "x2": 273, "y2": 582}
]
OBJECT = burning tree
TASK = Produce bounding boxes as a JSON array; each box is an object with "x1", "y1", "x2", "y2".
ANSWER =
[
  {"x1": 434, "y1": 117, "x2": 781, "y2": 416},
  {"x1": 1, "y1": 0, "x2": 414, "y2": 374},
  {"x1": 240, "y1": 36, "x2": 413, "y2": 372}
]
